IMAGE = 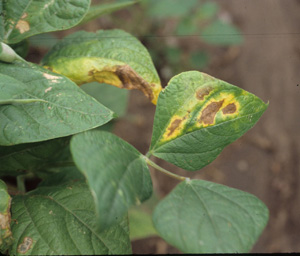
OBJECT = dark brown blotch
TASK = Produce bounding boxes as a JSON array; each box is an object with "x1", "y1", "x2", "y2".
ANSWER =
[
  {"x1": 115, "y1": 65, "x2": 155, "y2": 102},
  {"x1": 167, "y1": 119, "x2": 183, "y2": 136},
  {"x1": 196, "y1": 86, "x2": 213, "y2": 100},
  {"x1": 199, "y1": 100, "x2": 224, "y2": 125},
  {"x1": 222, "y1": 103, "x2": 237, "y2": 115}
]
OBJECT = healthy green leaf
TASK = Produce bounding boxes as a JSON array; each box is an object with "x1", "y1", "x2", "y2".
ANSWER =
[
  {"x1": 9, "y1": 169, "x2": 132, "y2": 255},
  {"x1": 3, "y1": 0, "x2": 91, "y2": 44},
  {"x1": 201, "y1": 20, "x2": 243, "y2": 46},
  {"x1": 79, "y1": 0, "x2": 138, "y2": 25},
  {"x1": 152, "y1": 179, "x2": 269, "y2": 253},
  {"x1": 0, "y1": 62, "x2": 114, "y2": 146},
  {"x1": 0, "y1": 180, "x2": 13, "y2": 253},
  {"x1": 0, "y1": 137, "x2": 71, "y2": 177},
  {"x1": 149, "y1": 71, "x2": 268, "y2": 170},
  {"x1": 81, "y1": 82, "x2": 129, "y2": 117},
  {"x1": 42, "y1": 29, "x2": 162, "y2": 104},
  {"x1": 71, "y1": 130, "x2": 152, "y2": 231}
]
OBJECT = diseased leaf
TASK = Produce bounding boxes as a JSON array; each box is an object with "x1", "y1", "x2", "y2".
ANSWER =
[
  {"x1": 0, "y1": 61, "x2": 114, "y2": 146},
  {"x1": 0, "y1": 137, "x2": 71, "y2": 177},
  {"x1": 149, "y1": 71, "x2": 268, "y2": 170},
  {"x1": 0, "y1": 180, "x2": 13, "y2": 253},
  {"x1": 71, "y1": 130, "x2": 152, "y2": 230},
  {"x1": 9, "y1": 169, "x2": 132, "y2": 255},
  {"x1": 42, "y1": 29, "x2": 161, "y2": 104},
  {"x1": 152, "y1": 179, "x2": 269, "y2": 253},
  {"x1": 3, "y1": 0, "x2": 91, "y2": 44}
]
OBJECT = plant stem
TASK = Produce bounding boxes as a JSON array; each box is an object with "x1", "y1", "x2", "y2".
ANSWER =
[
  {"x1": 143, "y1": 156, "x2": 188, "y2": 182},
  {"x1": 16, "y1": 173, "x2": 36, "y2": 194},
  {"x1": 16, "y1": 175, "x2": 26, "y2": 194}
]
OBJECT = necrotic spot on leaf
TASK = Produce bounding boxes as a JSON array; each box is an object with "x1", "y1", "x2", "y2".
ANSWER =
[
  {"x1": 89, "y1": 64, "x2": 160, "y2": 104},
  {"x1": 222, "y1": 103, "x2": 237, "y2": 114},
  {"x1": 115, "y1": 65, "x2": 156, "y2": 102},
  {"x1": 199, "y1": 100, "x2": 224, "y2": 125},
  {"x1": 16, "y1": 20, "x2": 30, "y2": 34},
  {"x1": 196, "y1": 86, "x2": 213, "y2": 100},
  {"x1": 17, "y1": 237, "x2": 33, "y2": 253},
  {"x1": 167, "y1": 119, "x2": 183, "y2": 136}
]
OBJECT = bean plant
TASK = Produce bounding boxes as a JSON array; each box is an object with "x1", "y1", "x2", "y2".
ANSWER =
[{"x1": 0, "y1": 0, "x2": 269, "y2": 255}]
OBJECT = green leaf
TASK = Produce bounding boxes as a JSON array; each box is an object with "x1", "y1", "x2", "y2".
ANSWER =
[
  {"x1": 196, "y1": 2, "x2": 218, "y2": 21},
  {"x1": 9, "y1": 169, "x2": 132, "y2": 255},
  {"x1": 146, "y1": 0, "x2": 198, "y2": 18},
  {"x1": 152, "y1": 179, "x2": 269, "y2": 253},
  {"x1": 3, "y1": 0, "x2": 91, "y2": 44},
  {"x1": 42, "y1": 29, "x2": 162, "y2": 104},
  {"x1": 176, "y1": 17, "x2": 198, "y2": 36},
  {"x1": 0, "y1": 61, "x2": 114, "y2": 146},
  {"x1": 0, "y1": 137, "x2": 71, "y2": 177},
  {"x1": 189, "y1": 51, "x2": 209, "y2": 69},
  {"x1": 0, "y1": 180, "x2": 13, "y2": 253},
  {"x1": 149, "y1": 71, "x2": 268, "y2": 171},
  {"x1": 129, "y1": 208, "x2": 157, "y2": 240},
  {"x1": 79, "y1": 0, "x2": 138, "y2": 25},
  {"x1": 201, "y1": 20, "x2": 243, "y2": 46},
  {"x1": 0, "y1": 1, "x2": 4, "y2": 41},
  {"x1": 70, "y1": 130, "x2": 152, "y2": 230},
  {"x1": 81, "y1": 82, "x2": 129, "y2": 117}
]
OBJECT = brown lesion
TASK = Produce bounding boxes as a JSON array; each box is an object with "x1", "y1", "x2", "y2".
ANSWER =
[
  {"x1": 199, "y1": 100, "x2": 224, "y2": 125},
  {"x1": 167, "y1": 119, "x2": 183, "y2": 136},
  {"x1": 89, "y1": 65, "x2": 159, "y2": 104},
  {"x1": 196, "y1": 86, "x2": 213, "y2": 100},
  {"x1": 17, "y1": 237, "x2": 33, "y2": 253},
  {"x1": 222, "y1": 103, "x2": 237, "y2": 115}
]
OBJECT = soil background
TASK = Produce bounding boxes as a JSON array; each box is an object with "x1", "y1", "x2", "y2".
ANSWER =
[
  {"x1": 115, "y1": 0, "x2": 300, "y2": 253},
  {"x1": 27, "y1": 0, "x2": 300, "y2": 253}
]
